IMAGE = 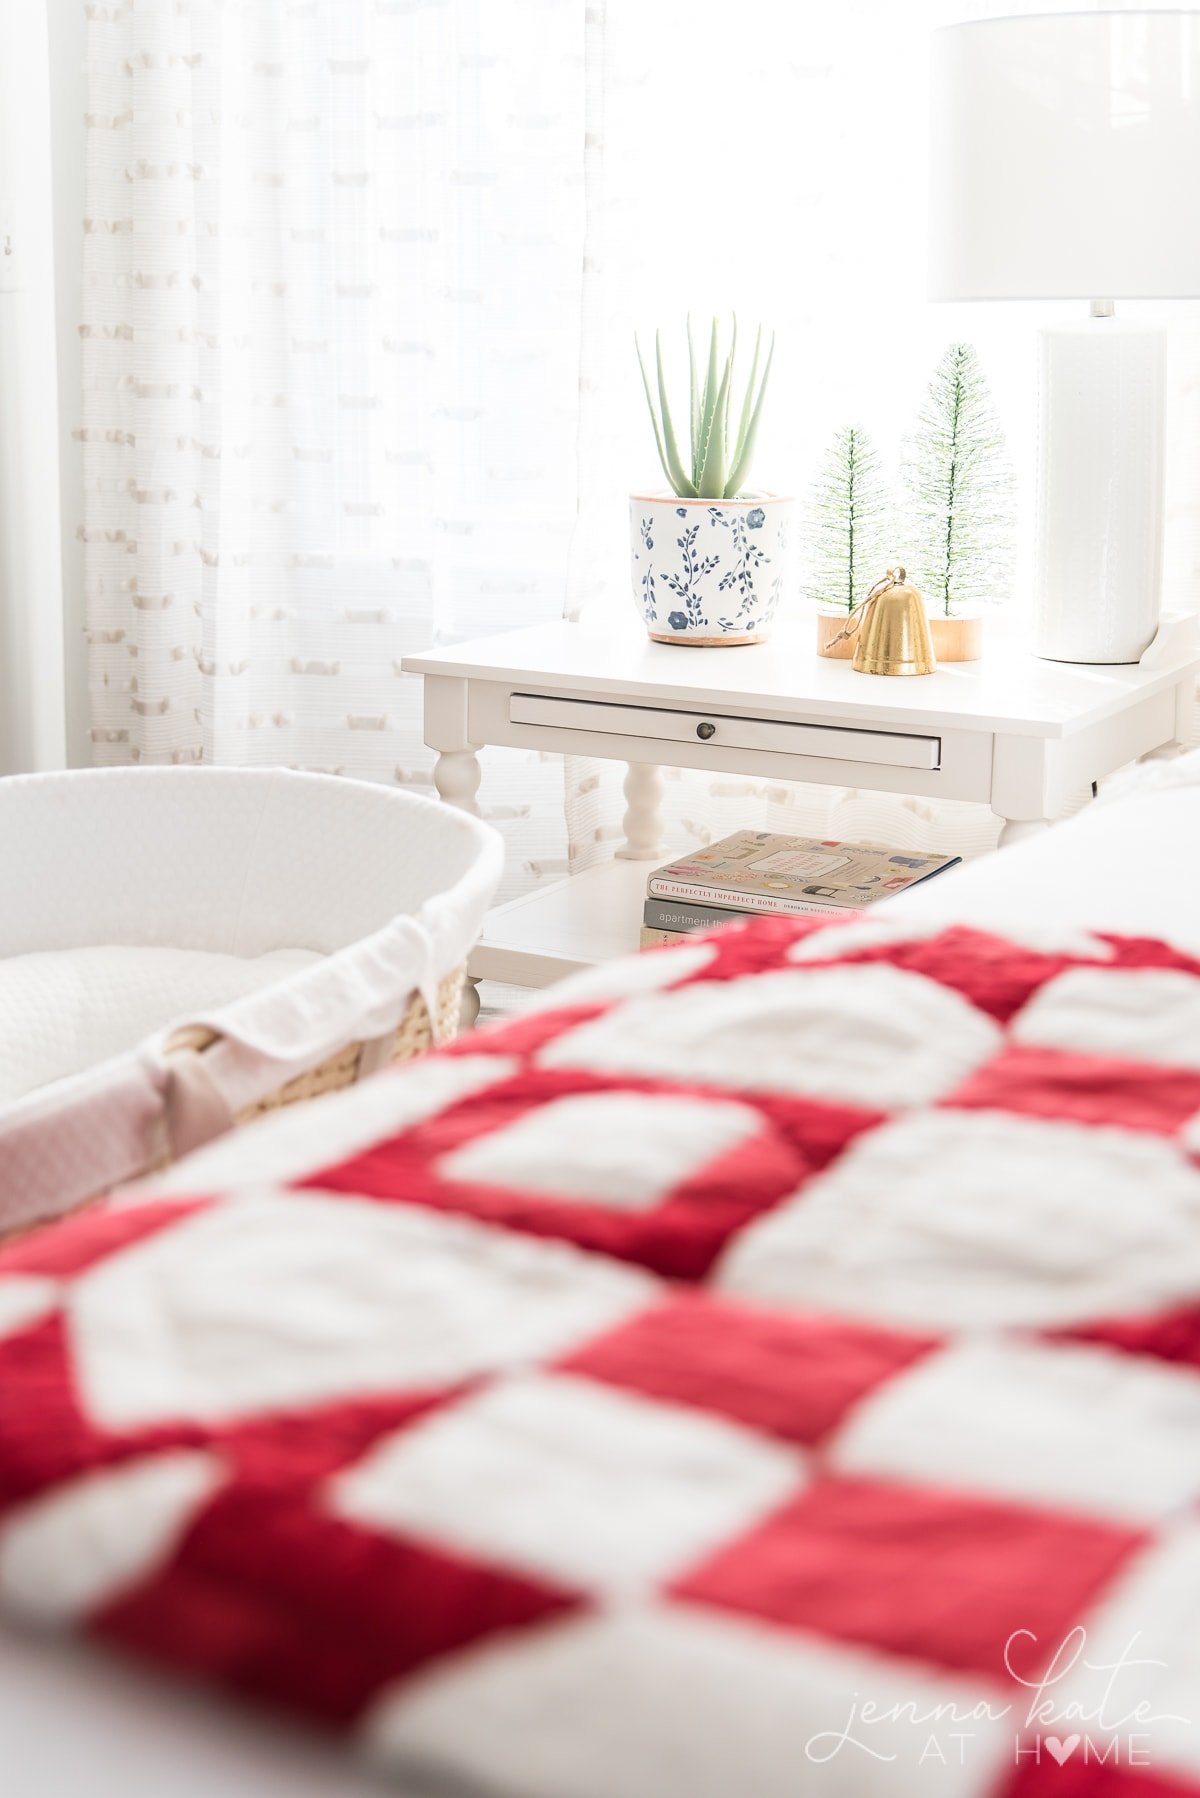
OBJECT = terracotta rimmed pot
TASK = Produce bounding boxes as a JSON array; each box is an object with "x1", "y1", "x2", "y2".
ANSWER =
[{"x1": 630, "y1": 491, "x2": 794, "y2": 645}]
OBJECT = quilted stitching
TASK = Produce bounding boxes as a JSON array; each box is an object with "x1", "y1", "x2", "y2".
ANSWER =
[{"x1": 0, "y1": 916, "x2": 1199, "y2": 1795}]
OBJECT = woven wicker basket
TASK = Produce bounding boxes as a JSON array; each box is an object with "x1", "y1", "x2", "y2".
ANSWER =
[{"x1": 175, "y1": 963, "x2": 467, "y2": 1124}]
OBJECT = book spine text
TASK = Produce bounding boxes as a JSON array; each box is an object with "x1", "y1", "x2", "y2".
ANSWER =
[{"x1": 646, "y1": 876, "x2": 850, "y2": 918}]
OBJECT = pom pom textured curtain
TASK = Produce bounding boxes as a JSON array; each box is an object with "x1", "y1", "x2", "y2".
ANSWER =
[{"x1": 81, "y1": 0, "x2": 590, "y2": 893}]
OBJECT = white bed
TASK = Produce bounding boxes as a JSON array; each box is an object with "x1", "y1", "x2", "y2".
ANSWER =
[
  {"x1": 1, "y1": 753, "x2": 1197, "y2": 1798},
  {"x1": 888, "y1": 757, "x2": 1200, "y2": 950},
  {"x1": 0, "y1": 1629, "x2": 401, "y2": 1798}
]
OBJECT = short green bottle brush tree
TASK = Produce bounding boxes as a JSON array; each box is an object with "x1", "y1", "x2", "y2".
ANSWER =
[
  {"x1": 636, "y1": 317, "x2": 775, "y2": 500},
  {"x1": 806, "y1": 425, "x2": 889, "y2": 612},
  {"x1": 904, "y1": 342, "x2": 1016, "y2": 617}
]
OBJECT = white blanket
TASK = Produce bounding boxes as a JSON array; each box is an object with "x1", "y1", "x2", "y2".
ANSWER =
[{"x1": 0, "y1": 945, "x2": 320, "y2": 1105}]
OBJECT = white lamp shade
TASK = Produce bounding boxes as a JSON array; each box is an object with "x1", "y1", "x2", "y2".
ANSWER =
[{"x1": 929, "y1": 11, "x2": 1200, "y2": 300}]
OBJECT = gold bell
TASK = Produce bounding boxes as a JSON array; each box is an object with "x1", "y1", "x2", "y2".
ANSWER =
[{"x1": 852, "y1": 568, "x2": 936, "y2": 677}]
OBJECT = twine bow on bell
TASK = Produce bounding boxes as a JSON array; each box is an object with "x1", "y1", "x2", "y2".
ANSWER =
[
  {"x1": 827, "y1": 566, "x2": 936, "y2": 677},
  {"x1": 823, "y1": 568, "x2": 906, "y2": 651}
]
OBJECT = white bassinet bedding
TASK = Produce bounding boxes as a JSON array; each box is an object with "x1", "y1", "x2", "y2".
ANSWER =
[
  {"x1": 0, "y1": 946, "x2": 321, "y2": 1106},
  {"x1": 0, "y1": 767, "x2": 502, "y2": 1233}
]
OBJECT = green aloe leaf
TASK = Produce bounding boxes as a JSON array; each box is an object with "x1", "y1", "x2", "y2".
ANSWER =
[
  {"x1": 696, "y1": 318, "x2": 719, "y2": 486},
  {"x1": 698, "y1": 357, "x2": 732, "y2": 498},
  {"x1": 687, "y1": 315, "x2": 699, "y2": 477},
  {"x1": 635, "y1": 334, "x2": 674, "y2": 491},
  {"x1": 731, "y1": 323, "x2": 762, "y2": 472},
  {"x1": 724, "y1": 315, "x2": 737, "y2": 467},
  {"x1": 656, "y1": 331, "x2": 698, "y2": 498},
  {"x1": 637, "y1": 318, "x2": 772, "y2": 502},
  {"x1": 724, "y1": 330, "x2": 775, "y2": 498}
]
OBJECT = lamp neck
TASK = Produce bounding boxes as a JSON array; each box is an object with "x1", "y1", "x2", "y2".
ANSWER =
[{"x1": 1090, "y1": 298, "x2": 1116, "y2": 319}]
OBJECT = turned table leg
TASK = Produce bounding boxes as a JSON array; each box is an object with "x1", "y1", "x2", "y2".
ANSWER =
[
  {"x1": 434, "y1": 747, "x2": 482, "y2": 816},
  {"x1": 997, "y1": 817, "x2": 1052, "y2": 848},
  {"x1": 614, "y1": 761, "x2": 665, "y2": 862},
  {"x1": 433, "y1": 744, "x2": 483, "y2": 1025},
  {"x1": 457, "y1": 975, "x2": 481, "y2": 1028}
]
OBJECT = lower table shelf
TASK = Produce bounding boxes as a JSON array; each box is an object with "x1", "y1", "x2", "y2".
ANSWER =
[{"x1": 468, "y1": 858, "x2": 653, "y2": 988}]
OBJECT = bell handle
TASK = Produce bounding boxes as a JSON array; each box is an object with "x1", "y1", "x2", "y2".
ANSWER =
[{"x1": 822, "y1": 567, "x2": 907, "y2": 652}]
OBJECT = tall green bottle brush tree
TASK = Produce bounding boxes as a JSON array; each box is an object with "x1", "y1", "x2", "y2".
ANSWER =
[
  {"x1": 806, "y1": 425, "x2": 889, "y2": 613},
  {"x1": 905, "y1": 342, "x2": 1015, "y2": 617}
]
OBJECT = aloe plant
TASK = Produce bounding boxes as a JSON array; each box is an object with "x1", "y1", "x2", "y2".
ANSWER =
[{"x1": 636, "y1": 317, "x2": 775, "y2": 501}]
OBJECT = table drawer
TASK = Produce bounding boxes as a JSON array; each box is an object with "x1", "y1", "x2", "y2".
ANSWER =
[{"x1": 508, "y1": 693, "x2": 941, "y2": 771}]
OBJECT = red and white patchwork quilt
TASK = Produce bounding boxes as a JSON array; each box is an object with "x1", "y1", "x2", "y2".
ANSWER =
[{"x1": 3, "y1": 914, "x2": 1200, "y2": 1797}]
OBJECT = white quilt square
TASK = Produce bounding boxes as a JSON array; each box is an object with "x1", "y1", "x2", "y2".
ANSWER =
[
  {"x1": 0, "y1": 1450, "x2": 222, "y2": 1626},
  {"x1": 328, "y1": 1372, "x2": 803, "y2": 1596},
  {"x1": 1013, "y1": 967, "x2": 1200, "y2": 1071},
  {"x1": 832, "y1": 1337, "x2": 1200, "y2": 1526},
  {"x1": 1039, "y1": 1525, "x2": 1200, "y2": 1779},
  {"x1": 538, "y1": 965, "x2": 1001, "y2": 1108},
  {"x1": 143, "y1": 1054, "x2": 520, "y2": 1194},
  {"x1": 0, "y1": 1278, "x2": 58, "y2": 1342},
  {"x1": 364, "y1": 1605, "x2": 1012, "y2": 1798},
  {"x1": 438, "y1": 1091, "x2": 760, "y2": 1210},
  {"x1": 717, "y1": 1108, "x2": 1200, "y2": 1331},
  {"x1": 69, "y1": 1194, "x2": 653, "y2": 1430}
]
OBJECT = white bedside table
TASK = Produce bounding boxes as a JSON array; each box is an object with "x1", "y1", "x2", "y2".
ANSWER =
[{"x1": 403, "y1": 618, "x2": 1198, "y2": 1014}]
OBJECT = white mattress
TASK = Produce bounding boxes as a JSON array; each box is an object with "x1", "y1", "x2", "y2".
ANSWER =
[
  {"x1": 0, "y1": 1628, "x2": 402, "y2": 1798},
  {"x1": 889, "y1": 762, "x2": 1200, "y2": 949},
  {"x1": 0, "y1": 945, "x2": 321, "y2": 1105},
  {"x1": 3, "y1": 752, "x2": 1199, "y2": 1798}
]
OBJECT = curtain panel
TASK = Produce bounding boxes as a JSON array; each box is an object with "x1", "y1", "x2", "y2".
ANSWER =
[{"x1": 81, "y1": 0, "x2": 587, "y2": 895}]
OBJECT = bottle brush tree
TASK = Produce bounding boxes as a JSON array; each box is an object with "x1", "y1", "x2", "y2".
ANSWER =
[
  {"x1": 805, "y1": 425, "x2": 889, "y2": 613},
  {"x1": 904, "y1": 342, "x2": 1015, "y2": 617}
]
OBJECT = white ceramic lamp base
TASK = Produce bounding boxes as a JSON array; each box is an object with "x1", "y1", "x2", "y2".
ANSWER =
[{"x1": 1034, "y1": 315, "x2": 1165, "y2": 665}]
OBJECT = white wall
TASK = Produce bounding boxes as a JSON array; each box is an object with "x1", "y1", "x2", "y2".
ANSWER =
[{"x1": 0, "y1": 0, "x2": 67, "y2": 774}]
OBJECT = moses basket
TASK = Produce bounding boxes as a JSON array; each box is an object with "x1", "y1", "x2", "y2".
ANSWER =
[{"x1": 0, "y1": 767, "x2": 501, "y2": 1231}]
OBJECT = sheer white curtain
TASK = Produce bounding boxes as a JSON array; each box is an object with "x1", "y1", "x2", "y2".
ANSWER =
[
  {"x1": 81, "y1": 0, "x2": 588, "y2": 896},
  {"x1": 82, "y1": 0, "x2": 1200, "y2": 885}
]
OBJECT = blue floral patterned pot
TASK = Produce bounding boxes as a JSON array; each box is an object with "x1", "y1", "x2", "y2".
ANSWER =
[{"x1": 629, "y1": 492, "x2": 795, "y2": 644}]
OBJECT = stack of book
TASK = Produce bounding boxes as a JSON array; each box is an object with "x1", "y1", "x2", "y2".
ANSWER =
[{"x1": 640, "y1": 830, "x2": 962, "y2": 946}]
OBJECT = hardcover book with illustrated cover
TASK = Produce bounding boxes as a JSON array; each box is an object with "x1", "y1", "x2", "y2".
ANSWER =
[{"x1": 646, "y1": 831, "x2": 961, "y2": 921}]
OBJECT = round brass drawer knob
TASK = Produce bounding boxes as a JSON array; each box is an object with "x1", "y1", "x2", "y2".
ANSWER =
[{"x1": 696, "y1": 720, "x2": 716, "y2": 740}]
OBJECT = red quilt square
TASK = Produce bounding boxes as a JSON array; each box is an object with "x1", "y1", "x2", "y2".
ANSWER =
[
  {"x1": 775, "y1": 925, "x2": 1086, "y2": 1025},
  {"x1": 301, "y1": 1070, "x2": 879, "y2": 1282},
  {"x1": 1103, "y1": 937, "x2": 1200, "y2": 981},
  {"x1": 944, "y1": 1045, "x2": 1200, "y2": 1137},
  {"x1": 216, "y1": 1388, "x2": 467, "y2": 1487},
  {"x1": 0, "y1": 1198, "x2": 209, "y2": 1278},
  {"x1": 668, "y1": 914, "x2": 830, "y2": 986},
  {"x1": 1051, "y1": 1303, "x2": 1200, "y2": 1373},
  {"x1": 96, "y1": 1492, "x2": 583, "y2": 1728},
  {"x1": 671, "y1": 1476, "x2": 1144, "y2": 1681},
  {"x1": 0, "y1": 1316, "x2": 200, "y2": 1515},
  {"x1": 558, "y1": 1293, "x2": 940, "y2": 1447},
  {"x1": 439, "y1": 1002, "x2": 609, "y2": 1059}
]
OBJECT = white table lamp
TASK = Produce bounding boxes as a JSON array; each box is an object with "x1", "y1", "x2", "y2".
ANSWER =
[{"x1": 929, "y1": 11, "x2": 1200, "y2": 664}]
